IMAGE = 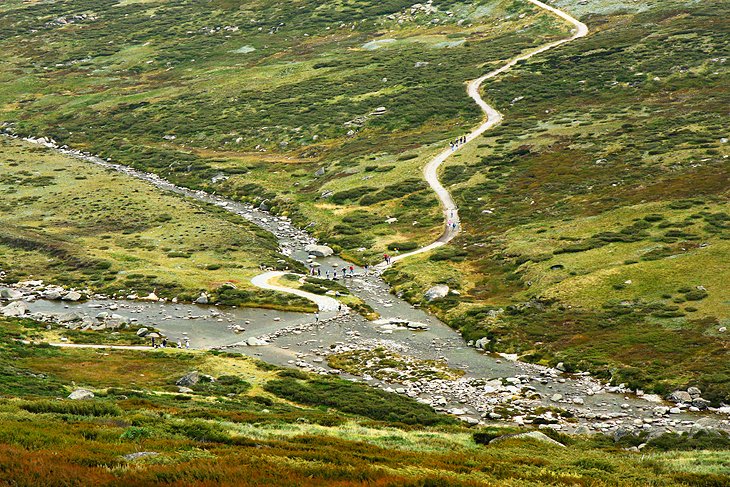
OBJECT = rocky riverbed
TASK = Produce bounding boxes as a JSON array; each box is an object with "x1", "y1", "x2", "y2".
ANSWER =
[{"x1": 3, "y1": 131, "x2": 730, "y2": 439}]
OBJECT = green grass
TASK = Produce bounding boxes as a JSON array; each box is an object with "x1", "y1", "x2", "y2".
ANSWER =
[
  {"x1": 0, "y1": 316, "x2": 728, "y2": 485},
  {"x1": 0, "y1": 137, "x2": 310, "y2": 310}
]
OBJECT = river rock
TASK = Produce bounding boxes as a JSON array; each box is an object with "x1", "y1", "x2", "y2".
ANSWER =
[
  {"x1": 57, "y1": 312, "x2": 82, "y2": 323},
  {"x1": 550, "y1": 393, "x2": 563, "y2": 402},
  {"x1": 667, "y1": 390, "x2": 692, "y2": 403},
  {"x1": 68, "y1": 389, "x2": 95, "y2": 400},
  {"x1": 687, "y1": 387, "x2": 702, "y2": 398},
  {"x1": 0, "y1": 288, "x2": 23, "y2": 300},
  {"x1": 246, "y1": 337, "x2": 268, "y2": 346},
  {"x1": 490, "y1": 431, "x2": 565, "y2": 448},
  {"x1": 62, "y1": 291, "x2": 82, "y2": 302},
  {"x1": 691, "y1": 398, "x2": 711, "y2": 410},
  {"x1": 304, "y1": 244, "x2": 333, "y2": 257},
  {"x1": 475, "y1": 337, "x2": 490, "y2": 350},
  {"x1": 424, "y1": 285, "x2": 449, "y2": 302},
  {"x1": 1, "y1": 301, "x2": 28, "y2": 317},
  {"x1": 43, "y1": 290, "x2": 63, "y2": 300},
  {"x1": 176, "y1": 371, "x2": 200, "y2": 387},
  {"x1": 195, "y1": 293, "x2": 209, "y2": 305}
]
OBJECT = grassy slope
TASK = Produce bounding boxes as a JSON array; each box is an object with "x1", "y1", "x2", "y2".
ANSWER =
[
  {"x1": 0, "y1": 0, "x2": 570, "y2": 262},
  {"x1": 1, "y1": 316, "x2": 729, "y2": 486},
  {"x1": 0, "y1": 0, "x2": 727, "y2": 413},
  {"x1": 0, "y1": 137, "x2": 312, "y2": 310},
  {"x1": 382, "y1": 0, "x2": 730, "y2": 402}
]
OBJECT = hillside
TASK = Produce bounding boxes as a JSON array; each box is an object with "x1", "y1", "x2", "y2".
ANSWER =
[
  {"x1": 0, "y1": 0, "x2": 728, "y2": 483},
  {"x1": 1, "y1": 316, "x2": 729, "y2": 486}
]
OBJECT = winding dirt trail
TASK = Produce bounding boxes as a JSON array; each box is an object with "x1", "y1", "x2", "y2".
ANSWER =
[
  {"x1": 251, "y1": 271, "x2": 342, "y2": 312},
  {"x1": 388, "y1": 0, "x2": 588, "y2": 265}
]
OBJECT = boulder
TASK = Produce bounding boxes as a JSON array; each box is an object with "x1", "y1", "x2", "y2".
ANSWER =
[
  {"x1": 246, "y1": 337, "x2": 268, "y2": 346},
  {"x1": 314, "y1": 167, "x2": 325, "y2": 177},
  {"x1": 56, "y1": 312, "x2": 82, "y2": 323},
  {"x1": 1, "y1": 301, "x2": 28, "y2": 317},
  {"x1": 691, "y1": 398, "x2": 711, "y2": 410},
  {"x1": 304, "y1": 244, "x2": 333, "y2": 257},
  {"x1": 62, "y1": 291, "x2": 82, "y2": 302},
  {"x1": 667, "y1": 390, "x2": 692, "y2": 403},
  {"x1": 687, "y1": 387, "x2": 702, "y2": 398},
  {"x1": 550, "y1": 394, "x2": 563, "y2": 402},
  {"x1": 176, "y1": 371, "x2": 200, "y2": 387},
  {"x1": 68, "y1": 389, "x2": 95, "y2": 400},
  {"x1": 424, "y1": 285, "x2": 449, "y2": 302},
  {"x1": 139, "y1": 292, "x2": 159, "y2": 302},
  {"x1": 136, "y1": 327, "x2": 149, "y2": 337},
  {"x1": 490, "y1": 431, "x2": 565, "y2": 448},
  {"x1": 195, "y1": 293, "x2": 209, "y2": 305},
  {"x1": 177, "y1": 386, "x2": 194, "y2": 394},
  {"x1": 475, "y1": 337, "x2": 490, "y2": 350},
  {"x1": 0, "y1": 288, "x2": 23, "y2": 300},
  {"x1": 43, "y1": 290, "x2": 63, "y2": 300}
]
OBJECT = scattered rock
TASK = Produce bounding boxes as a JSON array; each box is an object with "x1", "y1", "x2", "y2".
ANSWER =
[
  {"x1": 195, "y1": 293, "x2": 209, "y2": 305},
  {"x1": 246, "y1": 337, "x2": 268, "y2": 346},
  {"x1": 62, "y1": 291, "x2": 82, "y2": 301},
  {"x1": 687, "y1": 387, "x2": 702, "y2": 398},
  {"x1": 304, "y1": 244, "x2": 333, "y2": 257},
  {"x1": 176, "y1": 371, "x2": 200, "y2": 387},
  {"x1": 490, "y1": 431, "x2": 565, "y2": 448},
  {"x1": 667, "y1": 390, "x2": 692, "y2": 403},
  {"x1": 1, "y1": 301, "x2": 28, "y2": 317},
  {"x1": 0, "y1": 289, "x2": 23, "y2": 300},
  {"x1": 424, "y1": 285, "x2": 449, "y2": 302},
  {"x1": 550, "y1": 394, "x2": 563, "y2": 402},
  {"x1": 314, "y1": 167, "x2": 325, "y2": 177},
  {"x1": 68, "y1": 389, "x2": 95, "y2": 400},
  {"x1": 136, "y1": 327, "x2": 149, "y2": 337}
]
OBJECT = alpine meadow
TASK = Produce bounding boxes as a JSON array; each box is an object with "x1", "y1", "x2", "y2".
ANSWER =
[{"x1": 0, "y1": 0, "x2": 728, "y2": 485}]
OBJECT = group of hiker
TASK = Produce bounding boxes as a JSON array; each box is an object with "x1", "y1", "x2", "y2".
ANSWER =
[
  {"x1": 150, "y1": 335, "x2": 190, "y2": 349},
  {"x1": 450, "y1": 135, "x2": 468, "y2": 151},
  {"x1": 309, "y1": 263, "x2": 378, "y2": 280}
]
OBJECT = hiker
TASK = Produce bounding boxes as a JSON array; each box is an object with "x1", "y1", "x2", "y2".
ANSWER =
[
  {"x1": 333, "y1": 270, "x2": 337, "y2": 279},
  {"x1": 314, "y1": 312, "x2": 319, "y2": 323},
  {"x1": 151, "y1": 336, "x2": 156, "y2": 348},
  {"x1": 317, "y1": 268, "x2": 321, "y2": 277},
  {"x1": 349, "y1": 265, "x2": 354, "y2": 276},
  {"x1": 161, "y1": 338, "x2": 167, "y2": 348},
  {"x1": 342, "y1": 267, "x2": 347, "y2": 278},
  {"x1": 364, "y1": 264, "x2": 369, "y2": 275},
  {"x1": 325, "y1": 270, "x2": 330, "y2": 279},
  {"x1": 338, "y1": 303, "x2": 342, "y2": 314},
  {"x1": 383, "y1": 253, "x2": 389, "y2": 265},
  {"x1": 184, "y1": 337, "x2": 190, "y2": 349},
  {"x1": 177, "y1": 338, "x2": 182, "y2": 348}
]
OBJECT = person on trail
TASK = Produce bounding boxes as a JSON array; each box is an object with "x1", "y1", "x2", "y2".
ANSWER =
[
  {"x1": 317, "y1": 268, "x2": 321, "y2": 277},
  {"x1": 326, "y1": 270, "x2": 330, "y2": 279},
  {"x1": 151, "y1": 336, "x2": 156, "y2": 348},
  {"x1": 161, "y1": 338, "x2": 167, "y2": 348},
  {"x1": 364, "y1": 264, "x2": 369, "y2": 275},
  {"x1": 333, "y1": 270, "x2": 338, "y2": 279},
  {"x1": 349, "y1": 265, "x2": 354, "y2": 276},
  {"x1": 342, "y1": 267, "x2": 347, "y2": 278},
  {"x1": 177, "y1": 338, "x2": 182, "y2": 348},
  {"x1": 314, "y1": 312, "x2": 319, "y2": 324},
  {"x1": 384, "y1": 253, "x2": 389, "y2": 265},
  {"x1": 338, "y1": 303, "x2": 342, "y2": 314},
  {"x1": 184, "y1": 337, "x2": 190, "y2": 349}
]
